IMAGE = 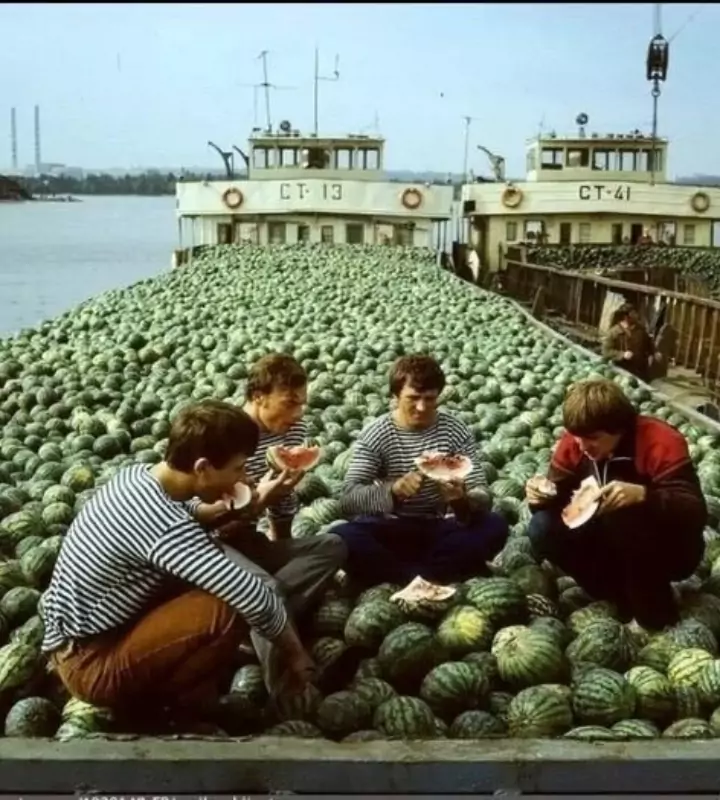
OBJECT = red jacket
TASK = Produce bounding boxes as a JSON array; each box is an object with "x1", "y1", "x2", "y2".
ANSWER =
[{"x1": 546, "y1": 415, "x2": 707, "y2": 536}]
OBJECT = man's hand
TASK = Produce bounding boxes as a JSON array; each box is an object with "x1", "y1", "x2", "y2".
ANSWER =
[
  {"x1": 622, "y1": 350, "x2": 634, "y2": 361},
  {"x1": 438, "y1": 478, "x2": 466, "y2": 503},
  {"x1": 525, "y1": 475, "x2": 555, "y2": 507},
  {"x1": 391, "y1": 471, "x2": 424, "y2": 501},
  {"x1": 598, "y1": 480, "x2": 646, "y2": 514},
  {"x1": 256, "y1": 469, "x2": 304, "y2": 509},
  {"x1": 281, "y1": 648, "x2": 317, "y2": 695}
]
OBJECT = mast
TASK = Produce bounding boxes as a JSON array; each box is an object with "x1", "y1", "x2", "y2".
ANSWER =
[
  {"x1": 313, "y1": 48, "x2": 340, "y2": 136},
  {"x1": 646, "y1": 3, "x2": 669, "y2": 186}
]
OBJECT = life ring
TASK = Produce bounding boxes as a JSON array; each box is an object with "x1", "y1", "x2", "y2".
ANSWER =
[
  {"x1": 401, "y1": 188, "x2": 423, "y2": 210},
  {"x1": 501, "y1": 186, "x2": 523, "y2": 209},
  {"x1": 222, "y1": 187, "x2": 244, "y2": 210},
  {"x1": 691, "y1": 191, "x2": 710, "y2": 214}
]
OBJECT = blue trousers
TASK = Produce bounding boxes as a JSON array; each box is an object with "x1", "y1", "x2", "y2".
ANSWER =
[{"x1": 334, "y1": 513, "x2": 509, "y2": 586}]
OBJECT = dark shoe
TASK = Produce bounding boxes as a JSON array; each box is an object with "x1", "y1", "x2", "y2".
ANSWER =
[{"x1": 316, "y1": 646, "x2": 367, "y2": 694}]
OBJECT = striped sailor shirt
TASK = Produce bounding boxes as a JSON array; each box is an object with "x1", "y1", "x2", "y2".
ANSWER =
[
  {"x1": 340, "y1": 410, "x2": 487, "y2": 519},
  {"x1": 39, "y1": 464, "x2": 288, "y2": 654},
  {"x1": 244, "y1": 419, "x2": 308, "y2": 521}
]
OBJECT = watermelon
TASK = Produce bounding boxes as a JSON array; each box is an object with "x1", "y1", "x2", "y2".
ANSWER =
[
  {"x1": 419, "y1": 661, "x2": 489, "y2": 720},
  {"x1": 4, "y1": 696, "x2": 59, "y2": 737},
  {"x1": 572, "y1": 668, "x2": 636, "y2": 726},
  {"x1": 506, "y1": 685, "x2": 573, "y2": 737},
  {"x1": 267, "y1": 445, "x2": 321, "y2": 472},
  {"x1": 316, "y1": 691, "x2": 373, "y2": 738},
  {"x1": 377, "y1": 623, "x2": 445, "y2": 691},
  {"x1": 449, "y1": 709, "x2": 505, "y2": 738},
  {"x1": 373, "y1": 695, "x2": 436, "y2": 738},
  {"x1": 436, "y1": 605, "x2": 494, "y2": 655}
]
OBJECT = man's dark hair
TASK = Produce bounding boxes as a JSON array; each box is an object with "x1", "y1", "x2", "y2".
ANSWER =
[
  {"x1": 245, "y1": 353, "x2": 307, "y2": 401},
  {"x1": 389, "y1": 354, "x2": 446, "y2": 397},
  {"x1": 166, "y1": 399, "x2": 259, "y2": 471},
  {"x1": 612, "y1": 302, "x2": 637, "y2": 326},
  {"x1": 563, "y1": 379, "x2": 637, "y2": 436}
]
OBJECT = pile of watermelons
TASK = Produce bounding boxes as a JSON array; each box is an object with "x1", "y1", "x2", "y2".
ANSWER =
[
  {"x1": 525, "y1": 245, "x2": 720, "y2": 296},
  {"x1": 3, "y1": 243, "x2": 720, "y2": 741}
]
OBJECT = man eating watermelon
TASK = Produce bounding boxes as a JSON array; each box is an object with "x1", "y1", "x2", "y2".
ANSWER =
[
  {"x1": 525, "y1": 378, "x2": 707, "y2": 631},
  {"x1": 186, "y1": 354, "x2": 356, "y2": 694},
  {"x1": 334, "y1": 354, "x2": 509, "y2": 588}
]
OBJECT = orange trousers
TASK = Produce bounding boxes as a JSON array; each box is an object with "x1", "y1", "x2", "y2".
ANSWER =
[{"x1": 51, "y1": 588, "x2": 246, "y2": 715}]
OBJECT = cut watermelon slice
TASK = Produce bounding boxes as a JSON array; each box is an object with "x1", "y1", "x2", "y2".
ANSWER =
[
  {"x1": 414, "y1": 451, "x2": 473, "y2": 482},
  {"x1": 391, "y1": 576, "x2": 456, "y2": 606},
  {"x1": 562, "y1": 477, "x2": 601, "y2": 530},
  {"x1": 230, "y1": 482, "x2": 253, "y2": 511},
  {"x1": 527, "y1": 475, "x2": 558, "y2": 498},
  {"x1": 266, "y1": 444, "x2": 321, "y2": 472}
]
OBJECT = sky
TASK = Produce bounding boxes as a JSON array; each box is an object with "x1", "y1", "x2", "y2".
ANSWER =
[{"x1": 1, "y1": 2, "x2": 717, "y2": 177}]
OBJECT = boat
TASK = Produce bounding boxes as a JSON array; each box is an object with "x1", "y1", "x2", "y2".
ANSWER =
[
  {"x1": 460, "y1": 112, "x2": 720, "y2": 272},
  {"x1": 174, "y1": 120, "x2": 454, "y2": 264}
]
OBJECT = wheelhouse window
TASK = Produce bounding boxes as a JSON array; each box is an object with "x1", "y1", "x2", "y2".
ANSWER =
[
  {"x1": 683, "y1": 224, "x2": 696, "y2": 246},
  {"x1": 335, "y1": 149, "x2": 352, "y2": 169},
  {"x1": 321, "y1": 225, "x2": 334, "y2": 244},
  {"x1": 395, "y1": 223, "x2": 414, "y2": 246},
  {"x1": 346, "y1": 223, "x2": 365, "y2": 244},
  {"x1": 363, "y1": 148, "x2": 380, "y2": 170},
  {"x1": 592, "y1": 149, "x2": 611, "y2": 171},
  {"x1": 506, "y1": 221, "x2": 518, "y2": 242},
  {"x1": 252, "y1": 148, "x2": 267, "y2": 169},
  {"x1": 566, "y1": 148, "x2": 589, "y2": 168},
  {"x1": 281, "y1": 148, "x2": 297, "y2": 167},
  {"x1": 578, "y1": 222, "x2": 592, "y2": 243},
  {"x1": 540, "y1": 148, "x2": 563, "y2": 170},
  {"x1": 268, "y1": 222, "x2": 286, "y2": 244},
  {"x1": 297, "y1": 224, "x2": 310, "y2": 243}
]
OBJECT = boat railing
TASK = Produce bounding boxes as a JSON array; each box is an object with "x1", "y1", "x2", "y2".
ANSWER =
[{"x1": 501, "y1": 255, "x2": 720, "y2": 403}]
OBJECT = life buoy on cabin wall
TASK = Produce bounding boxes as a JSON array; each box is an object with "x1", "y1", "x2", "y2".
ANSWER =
[
  {"x1": 691, "y1": 191, "x2": 711, "y2": 214},
  {"x1": 501, "y1": 185, "x2": 523, "y2": 209},
  {"x1": 401, "y1": 188, "x2": 423, "y2": 210},
  {"x1": 222, "y1": 187, "x2": 244, "y2": 210}
]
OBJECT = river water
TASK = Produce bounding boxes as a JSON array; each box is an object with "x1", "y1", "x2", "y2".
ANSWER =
[{"x1": 0, "y1": 196, "x2": 176, "y2": 338}]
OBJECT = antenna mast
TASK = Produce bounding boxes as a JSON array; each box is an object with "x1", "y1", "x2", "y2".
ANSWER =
[
  {"x1": 646, "y1": 3, "x2": 669, "y2": 186},
  {"x1": 258, "y1": 50, "x2": 273, "y2": 132},
  {"x1": 313, "y1": 47, "x2": 340, "y2": 136}
]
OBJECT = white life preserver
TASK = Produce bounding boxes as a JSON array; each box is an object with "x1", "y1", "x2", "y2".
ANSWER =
[
  {"x1": 222, "y1": 187, "x2": 244, "y2": 210},
  {"x1": 691, "y1": 191, "x2": 710, "y2": 214},
  {"x1": 401, "y1": 188, "x2": 423, "y2": 210},
  {"x1": 501, "y1": 186, "x2": 523, "y2": 209}
]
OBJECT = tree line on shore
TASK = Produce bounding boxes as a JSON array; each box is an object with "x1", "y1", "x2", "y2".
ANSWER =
[{"x1": 18, "y1": 171, "x2": 216, "y2": 197}]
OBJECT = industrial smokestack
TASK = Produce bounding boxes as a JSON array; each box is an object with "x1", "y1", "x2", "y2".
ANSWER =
[
  {"x1": 10, "y1": 107, "x2": 17, "y2": 171},
  {"x1": 34, "y1": 104, "x2": 41, "y2": 175}
]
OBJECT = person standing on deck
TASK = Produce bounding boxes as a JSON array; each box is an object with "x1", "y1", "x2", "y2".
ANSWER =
[
  {"x1": 41, "y1": 400, "x2": 314, "y2": 732},
  {"x1": 333, "y1": 354, "x2": 509, "y2": 587},
  {"x1": 602, "y1": 303, "x2": 657, "y2": 382},
  {"x1": 525, "y1": 379, "x2": 706, "y2": 631},
  {"x1": 194, "y1": 354, "x2": 357, "y2": 693}
]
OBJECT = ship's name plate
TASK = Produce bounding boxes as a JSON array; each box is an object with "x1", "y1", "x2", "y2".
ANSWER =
[
  {"x1": 279, "y1": 182, "x2": 343, "y2": 201},
  {"x1": 578, "y1": 184, "x2": 632, "y2": 201}
]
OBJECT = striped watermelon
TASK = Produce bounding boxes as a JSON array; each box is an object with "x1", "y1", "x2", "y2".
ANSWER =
[
  {"x1": 494, "y1": 628, "x2": 566, "y2": 688},
  {"x1": 316, "y1": 691, "x2": 373, "y2": 739},
  {"x1": 377, "y1": 622, "x2": 445, "y2": 690},
  {"x1": 663, "y1": 718, "x2": 713, "y2": 739},
  {"x1": 264, "y1": 720, "x2": 323, "y2": 738},
  {"x1": 667, "y1": 647, "x2": 714, "y2": 689},
  {"x1": 436, "y1": 605, "x2": 494, "y2": 656},
  {"x1": 572, "y1": 668, "x2": 636, "y2": 726},
  {"x1": 564, "y1": 725, "x2": 616, "y2": 741},
  {"x1": 696, "y1": 658, "x2": 720, "y2": 705},
  {"x1": 623, "y1": 666, "x2": 675, "y2": 724},
  {"x1": 464, "y1": 577, "x2": 528, "y2": 626},
  {"x1": 351, "y1": 678, "x2": 397, "y2": 710},
  {"x1": 419, "y1": 661, "x2": 489, "y2": 720},
  {"x1": 449, "y1": 710, "x2": 505, "y2": 738},
  {"x1": 373, "y1": 695, "x2": 435, "y2": 738},
  {"x1": 344, "y1": 600, "x2": 405, "y2": 650},
  {"x1": 566, "y1": 619, "x2": 637, "y2": 672},
  {"x1": 611, "y1": 719, "x2": 661, "y2": 739},
  {"x1": 506, "y1": 685, "x2": 573, "y2": 737}
]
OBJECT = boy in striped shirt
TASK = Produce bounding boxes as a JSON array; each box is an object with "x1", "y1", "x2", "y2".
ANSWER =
[
  {"x1": 206, "y1": 354, "x2": 359, "y2": 694},
  {"x1": 335, "y1": 354, "x2": 509, "y2": 587},
  {"x1": 41, "y1": 400, "x2": 314, "y2": 732}
]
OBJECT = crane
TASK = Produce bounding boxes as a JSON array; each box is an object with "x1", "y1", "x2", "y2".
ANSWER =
[
  {"x1": 476, "y1": 145, "x2": 506, "y2": 182},
  {"x1": 207, "y1": 141, "x2": 234, "y2": 179}
]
